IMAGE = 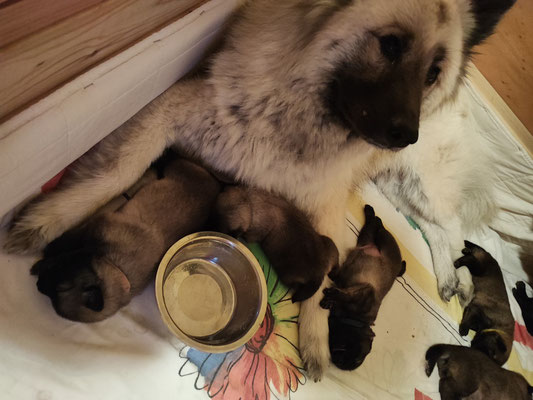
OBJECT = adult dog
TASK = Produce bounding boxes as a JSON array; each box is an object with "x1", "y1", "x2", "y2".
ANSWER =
[{"x1": 5, "y1": 0, "x2": 514, "y2": 381}]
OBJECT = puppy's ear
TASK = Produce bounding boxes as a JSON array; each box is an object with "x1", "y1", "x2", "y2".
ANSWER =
[
  {"x1": 484, "y1": 332, "x2": 508, "y2": 360},
  {"x1": 82, "y1": 286, "x2": 104, "y2": 311},
  {"x1": 363, "y1": 205, "x2": 375, "y2": 220},
  {"x1": 93, "y1": 260, "x2": 131, "y2": 305},
  {"x1": 292, "y1": 278, "x2": 323, "y2": 303},
  {"x1": 31, "y1": 258, "x2": 52, "y2": 276},
  {"x1": 398, "y1": 261, "x2": 406, "y2": 277},
  {"x1": 347, "y1": 284, "x2": 375, "y2": 314},
  {"x1": 32, "y1": 258, "x2": 60, "y2": 296},
  {"x1": 328, "y1": 266, "x2": 339, "y2": 281},
  {"x1": 424, "y1": 344, "x2": 449, "y2": 377},
  {"x1": 467, "y1": 0, "x2": 516, "y2": 48}
]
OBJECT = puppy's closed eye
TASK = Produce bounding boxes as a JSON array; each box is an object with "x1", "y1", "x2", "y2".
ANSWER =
[{"x1": 82, "y1": 285, "x2": 104, "y2": 311}]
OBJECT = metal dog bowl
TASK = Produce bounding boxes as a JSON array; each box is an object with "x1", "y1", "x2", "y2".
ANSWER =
[{"x1": 155, "y1": 232, "x2": 267, "y2": 353}]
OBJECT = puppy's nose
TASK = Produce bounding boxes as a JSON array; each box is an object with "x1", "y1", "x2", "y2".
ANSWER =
[{"x1": 387, "y1": 122, "x2": 418, "y2": 148}]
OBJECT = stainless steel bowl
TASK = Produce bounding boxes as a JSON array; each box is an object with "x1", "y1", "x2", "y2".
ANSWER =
[{"x1": 155, "y1": 232, "x2": 267, "y2": 353}]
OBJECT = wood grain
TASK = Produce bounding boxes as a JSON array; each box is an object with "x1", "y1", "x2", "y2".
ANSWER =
[
  {"x1": 0, "y1": 0, "x2": 208, "y2": 121},
  {"x1": 0, "y1": 0, "x2": 105, "y2": 47},
  {"x1": 473, "y1": 0, "x2": 533, "y2": 136}
]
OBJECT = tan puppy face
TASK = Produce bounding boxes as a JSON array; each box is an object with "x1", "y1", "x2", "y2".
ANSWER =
[{"x1": 30, "y1": 222, "x2": 132, "y2": 323}]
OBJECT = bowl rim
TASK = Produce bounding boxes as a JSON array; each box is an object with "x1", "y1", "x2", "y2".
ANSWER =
[{"x1": 155, "y1": 231, "x2": 268, "y2": 353}]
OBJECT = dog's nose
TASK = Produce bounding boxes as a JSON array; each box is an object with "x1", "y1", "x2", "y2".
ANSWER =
[{"x1": 387, "y1": 122, "x2": 418, "y2": 148}]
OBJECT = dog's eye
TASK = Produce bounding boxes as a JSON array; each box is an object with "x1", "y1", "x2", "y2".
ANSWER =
[
  {"x1": 425, "y1": 64, "x2": 441, "y2": 86},
  {"x1": 379, "y1": 35, "x2": 403, "y2": 63}
]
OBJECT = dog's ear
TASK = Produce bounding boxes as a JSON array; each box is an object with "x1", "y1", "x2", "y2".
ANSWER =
[{"x1": 467, "y1": 0, "x2": 516, "y2": 48}]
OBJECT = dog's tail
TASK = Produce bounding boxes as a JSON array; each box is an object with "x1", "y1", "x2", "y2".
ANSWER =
[{"x1": 425, "y1": 344, "x2": 451, "y2": 377}]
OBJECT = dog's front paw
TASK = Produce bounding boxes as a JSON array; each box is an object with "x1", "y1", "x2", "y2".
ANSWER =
[
  {"x1": 302, "y1": 352, "x2": 326, "y2": 382},
  {"x1": 455, "y1": 266, "x2": 474, "y2": 307},
  {"x1": 4, "y1": 224, "x2": 45, "y2": 255},
  {"x1": 4, "y1": 212, "x2": 53, "y2": 255},
  {"x1": 299, "y1": 290, "x2": 331, "y2": 382},
  {"x1": 436, "y1": 271, "x2": 459, "y2": 302}
]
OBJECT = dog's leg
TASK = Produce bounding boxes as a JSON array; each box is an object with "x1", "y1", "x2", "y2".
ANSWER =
[
  {"x1": 415, "y1": 218, "x2": 459, "y2": 302},
  {"x1": 445, "y1": 218, "x2": 474, "y2": 306},
  {"x1": 299, "y1": 276, "x2": 332, "y2": 382},
  {"x1": 5, "y1": 79, "x2": 212, "y2": 254},
  {"x1": 297, "y1": 192, "x2": 351, "y2": 381},
  {"x1": 373, "y1": 169, "x2": 466, "y2": 303}
]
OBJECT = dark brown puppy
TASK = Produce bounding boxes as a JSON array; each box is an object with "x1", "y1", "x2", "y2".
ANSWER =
[
  {"x1": 513, "y1": 281, "x2": 533, "y2": 336},
  {"x1": 320, "y1": 205, "x2": 405, "y2": 370},
  {"x1": 454, "y1": 241, "x2": 514, "y2": 365},
  {"x1": 31, "y1": 159, "x2": 221, "y2": 322},
  {"x1": 215, "y1": 186, "x2": 338, "y2": 302},
  {"x1": 425, "y1": 344, "x2": 532, "y2": 400}
]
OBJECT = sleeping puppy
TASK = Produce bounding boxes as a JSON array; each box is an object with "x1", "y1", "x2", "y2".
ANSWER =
[
  {"x1": 215, "y1": 186, "x2": 339, "y2": 302},
  {"x1": 454, "y1": 241, "x2": 514, "y2": 365},
  {"x1": 513, "y1": 281, "x2": 533, "y2": 336},
  {"x1": 425, "y1": 344, "x2": 532, "y2": 400},
  {"x1": 31, "y1": 159, "x2": 221, "y2": 322},
  {"x1": 319, "y1": 205, "x2": 406, "y2": 370}
]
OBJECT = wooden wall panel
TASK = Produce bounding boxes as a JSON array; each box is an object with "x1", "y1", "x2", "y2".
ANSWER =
[
  {"x1": 0, "y1": 0, "x2": 208, "y2": 121},
  {"x1": 473, "y1": 0, "x2": 533, "y2": 136},
  {"x1": 0, "y1": 0, "x2": 105, "y2": 47}
]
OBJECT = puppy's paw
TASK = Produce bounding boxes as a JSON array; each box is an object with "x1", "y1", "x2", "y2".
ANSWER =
[
  {"x1": 215, "y1": 188, "x2": 251, "y2": 235},
  {"x1": 456, "y1": 266, "x2": 474, "y2": 307},
  {"x1": 319, "y1": 298, "x2": 333, "y2": 310}
]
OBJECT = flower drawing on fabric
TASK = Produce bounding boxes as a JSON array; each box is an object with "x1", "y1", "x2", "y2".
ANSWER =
[{"x1": 179, "y1": 243, "x2": 306, "y2": 400}]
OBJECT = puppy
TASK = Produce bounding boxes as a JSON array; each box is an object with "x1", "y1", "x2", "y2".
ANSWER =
[
  {"x1": 320, "y1": 205, "x2": 406, "y2": 370},
  {"x1": 425, "y1": 344, "x2": 532, "y2": 400},
  {"x1": 215, "y1": 185, "x2": 339, "y2": 302},
  {"x1": 31, "y1": 159, "x2": 221, "y2": 322},
  {"x1": 454, "y1": 241, "x2": 514, "y2": 365},
  {"x1": 513, "y1": 281, "x2": 533, "y2": 336}
]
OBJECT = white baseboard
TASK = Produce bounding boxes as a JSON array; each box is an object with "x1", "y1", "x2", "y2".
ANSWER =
[{"x1": 0, "y1": 0, "x2": 240, "y2": 218}]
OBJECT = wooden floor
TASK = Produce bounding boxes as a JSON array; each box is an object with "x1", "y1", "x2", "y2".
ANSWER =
[{"x1": 473, "y1": 0, "x2": 533, "y2": 136}]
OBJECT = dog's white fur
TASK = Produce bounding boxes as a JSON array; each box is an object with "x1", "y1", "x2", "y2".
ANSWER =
[{"x1": 5, "y1": 0, "x2": 506, "y2": 381}]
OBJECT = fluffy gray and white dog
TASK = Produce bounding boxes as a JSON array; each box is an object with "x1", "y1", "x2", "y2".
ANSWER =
[{"x1": 5, "y1": 0, "x2": 515, "y2": 380}]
